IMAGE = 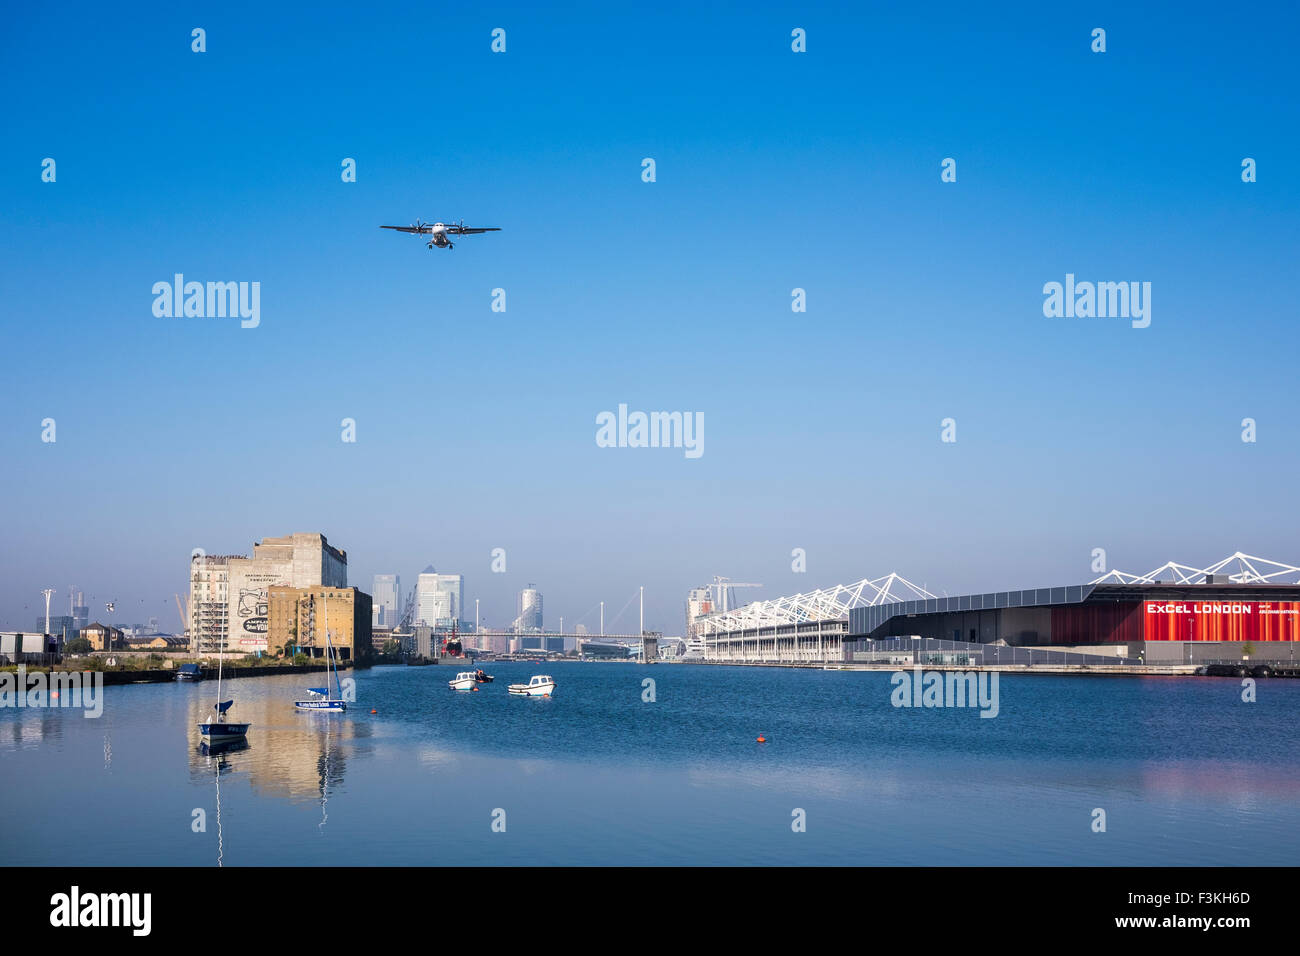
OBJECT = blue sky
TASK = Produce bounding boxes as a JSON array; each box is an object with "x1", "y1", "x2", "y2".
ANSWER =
[{"x1": 2, "y1": 2, "x2": 1298, "y2": 633}]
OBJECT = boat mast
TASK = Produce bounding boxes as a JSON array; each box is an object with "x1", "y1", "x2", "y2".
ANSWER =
[
  {"x1": 216, "y1": 589, "x2": 224, "y2": 718},
  {"x1": 325, "y1": 589, "x2": 336, "y2": 701}
]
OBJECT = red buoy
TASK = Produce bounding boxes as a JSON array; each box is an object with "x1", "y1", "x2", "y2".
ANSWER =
[
  {"x1": 370, "y1": 708, "x2": 377, "y2": 714},
  {"x1": 757, "y1": 736, "x2": 766, "y2": 743}
]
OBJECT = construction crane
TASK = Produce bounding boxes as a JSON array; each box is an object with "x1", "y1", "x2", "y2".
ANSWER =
[
  {"x1": 396, "y1": 585, "x2": 417, "y2": 632},
  {"x1": 174, "y1": 593, "x2": 190, "y2": 640},
  {"x1": 710, "y1": 576, "x2": 762, "y2": 614}
]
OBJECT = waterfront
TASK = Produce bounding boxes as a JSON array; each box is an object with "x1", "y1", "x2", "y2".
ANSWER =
[{"x1": 2, "y1": 662, "x2": 1298, "y2": 866}]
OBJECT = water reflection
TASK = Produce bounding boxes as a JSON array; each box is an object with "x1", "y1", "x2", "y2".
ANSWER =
[
  {"x1": 183, "y1": 689, "x2": 367, "y2": 805},
  {"x1": 196, "y1": 741, "x2": 246, "y2": 866},
  {"x1": 0, "y1": 710, "x2": 66, "y2": 750},
  {"x1": 317, "y1": 722, "x2": 338, "y2": 833},
  {"x1": 4, "y1": 666, "x2": 1299, "y2": 865}
]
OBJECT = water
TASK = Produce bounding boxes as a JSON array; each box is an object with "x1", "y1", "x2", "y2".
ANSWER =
[{"x1": 2, "y1": 662, "x2": 1297, "y2": 865}]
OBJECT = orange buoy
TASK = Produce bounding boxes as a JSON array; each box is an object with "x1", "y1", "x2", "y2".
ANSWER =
[
  {"x1": 369, "y1": 708, "x2": 377, "y2": 714},
  {"x1": 757, "y1": 736, "x2": 766, "y2": 743}
]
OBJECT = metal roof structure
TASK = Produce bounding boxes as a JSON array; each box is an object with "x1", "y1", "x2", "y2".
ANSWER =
[
  {"x1": 700, "y1": 553, "x2": 1300, "y2": 639},
  {"x1": 1089, "y1": 552, "x2": 1300, "y2": 586},
  {"x1": 693, "y1": 573, "x2": 935, "y2": 636}
]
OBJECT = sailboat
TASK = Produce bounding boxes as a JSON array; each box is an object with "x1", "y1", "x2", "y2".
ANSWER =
[
  {"x1": 295, "y1": 591, "x2": 347, "y2": 712},
  {"x1": 198, "y1": 618, "x2": 251, "y2": 744}
]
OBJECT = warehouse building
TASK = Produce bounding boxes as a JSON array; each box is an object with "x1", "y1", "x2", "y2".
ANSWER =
[{"x1": 696, "y1": 554, "x2": 1300, "y2": 665}]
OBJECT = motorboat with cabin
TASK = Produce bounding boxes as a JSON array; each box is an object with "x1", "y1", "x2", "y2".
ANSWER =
[
  {"x1": 507, "y1": 674, "x2": 556, "y2": 697},
  {"x1": 448, "y1": 671, "x2": 479, "y2": 691}
]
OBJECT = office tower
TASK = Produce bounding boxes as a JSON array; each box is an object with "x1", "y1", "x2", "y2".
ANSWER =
[
  {"x1": 514, "y1": 584, "x2": 543, "y2": 632},
  {"x1": 372, "y1": 573, "x2": 400, "y2": 628}
]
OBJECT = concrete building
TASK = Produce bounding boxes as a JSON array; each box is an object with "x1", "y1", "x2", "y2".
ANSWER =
[
  {"x1": 411, "y1": 625, "x2": 437, "y2": 659},
  {"x1": 189, "y1": 555, "x2": 236, "y2": 655},
  {"x1": 513, "y1": 585, "x2": 543, "y2": 632},
  {"x1": 189, "y1": 533, "x2": 348, "y2": 656},
  {"x1": 372, "y1": 574, "x2": 400, "y2": 628},
  {"x1": 414, "y1": 568, "x2": 463, "y2": 627},
  {"x1": 248, "y1": 533, "x2": 348, "y2": 589},
  {"x1": 267, "y1": 585, "x2": 372, "y2": 661}
]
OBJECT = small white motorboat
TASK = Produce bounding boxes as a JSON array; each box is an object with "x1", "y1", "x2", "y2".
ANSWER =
[
  {"x1": 448, "y1": 671, "x2": 479, "y2": 691},
  {"x1": 507, "y1": 674, "x2": 556, "y2": 697}
]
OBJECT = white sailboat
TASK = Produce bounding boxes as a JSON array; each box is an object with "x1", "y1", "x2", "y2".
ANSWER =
[{"x1": 295, "y1": 591, "x2": 347, "y2": 712}]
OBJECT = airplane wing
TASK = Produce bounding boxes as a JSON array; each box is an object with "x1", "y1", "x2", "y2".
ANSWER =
[
  {"x1": 381, "y1": 225, "x2": 431, "y2": 234},
  {"x1": 446, "y1": 226, "x2": 501, "y2": 235}
]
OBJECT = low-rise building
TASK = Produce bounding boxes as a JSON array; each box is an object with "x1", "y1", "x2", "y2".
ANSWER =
[
  {"x1": 370, "y1": 626, "x2": 396, "y2": 654},
  {"x1": 0, "y1": 632, "x2": 61, "y2": 664},
  {"x1": 123, "y1": 635, "x2": 189, "y2": 651},
  {"x1": 266, "y1": 586, "x2": 372, "y2": 661},
  {"x1": 82, "y1": 622, "x2": 125, "y2": 651}
]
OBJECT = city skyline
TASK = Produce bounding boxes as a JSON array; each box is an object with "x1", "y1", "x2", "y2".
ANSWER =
[{"x1": 3, "y1": 4, "x2": 1298, "y2": 634}]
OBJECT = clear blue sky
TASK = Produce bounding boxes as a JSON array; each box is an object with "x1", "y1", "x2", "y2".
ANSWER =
[{"x1": 2, "y1": 2, "x2": 1298, "y2": 634}]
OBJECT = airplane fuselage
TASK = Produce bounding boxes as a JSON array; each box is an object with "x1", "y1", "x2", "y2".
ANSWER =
[{"x1": 428, "y1": 223, "x2": 452, "y2": 248}]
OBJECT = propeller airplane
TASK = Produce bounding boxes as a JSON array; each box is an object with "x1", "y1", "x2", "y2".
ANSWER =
[{"x1": 381, "y1": 219, "x2": 501, "y2": 250}]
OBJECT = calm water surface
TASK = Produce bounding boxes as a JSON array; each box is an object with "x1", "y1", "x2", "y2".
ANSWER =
[{"x1": 2, "y1": 662, "x2": 1298, "y2": 865}]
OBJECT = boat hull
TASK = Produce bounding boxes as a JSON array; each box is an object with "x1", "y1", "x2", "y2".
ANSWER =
[
  {"x1": 200, "y1": 738, "x2": 248, "y2": 756},
  {"x1": 199, "y1": 722, "x2": 250, "y2": 743},
  {"x1": 448, "y1": 678, "x2": 477, "y2": 691},
  {"x1": 294, "y1": 699, "x2": 347, "y2": 711},
  {"x1": 507, "y1": 682, "x2": 555, "y2": 697}
]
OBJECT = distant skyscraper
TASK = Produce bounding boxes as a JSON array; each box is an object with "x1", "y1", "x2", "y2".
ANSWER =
[
  {"x1": 415, "y1": 567, "x2": 464, "y2": 626},
  {"x1": 38, "y1": 615, "x2": 78, "y2": 639},
  {"x1": 514, "y1": 584, "x2": 543, "y2": 632},
  {"x1": 71, "y1": 589, "x2": 89, "y2": 632},
  {"x1": 686, "y1": 586, "x2": 714, "y2": 637},
  {"x1": 372, "y1": 574, "x2": 400, "y2": 628}
]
